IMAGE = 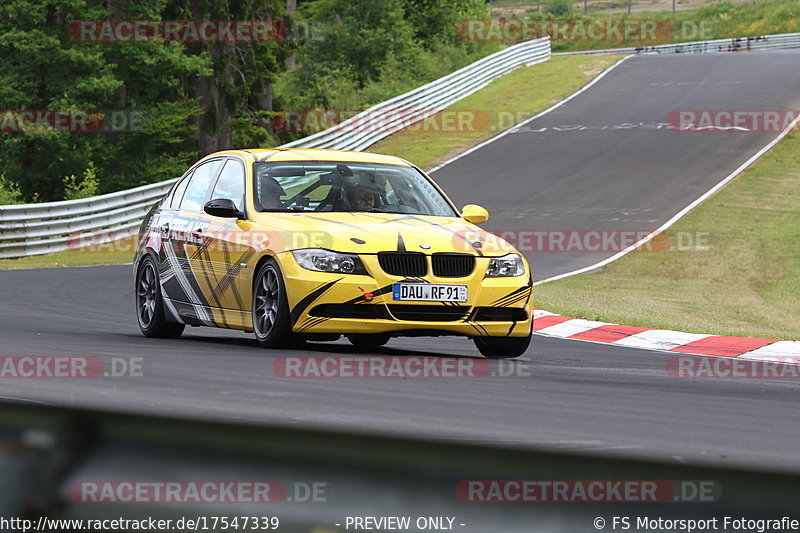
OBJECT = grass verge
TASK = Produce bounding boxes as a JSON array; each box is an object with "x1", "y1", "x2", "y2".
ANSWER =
[
  {"x1": 536, "y1": 131, "x2": 800, "y2": 340},
  {"x1": 0, "y1": 236, "x2": 136, "y2": 270}
]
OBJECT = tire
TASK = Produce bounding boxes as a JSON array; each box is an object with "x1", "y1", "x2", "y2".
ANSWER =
[
  {"x1": 346, "y1": 334, "x2": 390, "y2": 348},
  {"x1": 136, "y1": 256, "x2": 185, "y2": 338},
  {"x1": 473, "y1": 334, "x2": 531, "y2": 359},
  {"x1": 252, "y1": 258, "x2": 294, "y2": 348}
]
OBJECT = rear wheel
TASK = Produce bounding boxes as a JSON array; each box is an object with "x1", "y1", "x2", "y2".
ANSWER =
[
  {"x1": 473, "y1": 334, "x2": 531, "y2": 359},
  {"x1": 346, "y1": 334, "x2": 390, "y2": 348},
  {"x1": 253, "y1": 259, "x2": 294, "y2": 348},
  {"x1": 136, "y1": 256, "x2": 184, "y2": 338}
]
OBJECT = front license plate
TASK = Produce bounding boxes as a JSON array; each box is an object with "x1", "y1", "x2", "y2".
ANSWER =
[{"x1": 392, "y1": 283, "x2": 468, "y2": 302}]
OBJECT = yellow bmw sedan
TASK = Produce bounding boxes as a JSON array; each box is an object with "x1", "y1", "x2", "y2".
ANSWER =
[{"x1": 134, "y1": 149, "x2": 533, "y2": 358}]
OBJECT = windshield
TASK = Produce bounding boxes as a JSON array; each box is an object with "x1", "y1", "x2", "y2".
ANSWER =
[{"x1": 253, "y1": 161, "x2": 457, "y2": 217}]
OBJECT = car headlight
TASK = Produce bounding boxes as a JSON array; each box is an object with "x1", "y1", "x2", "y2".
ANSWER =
[
  {"x1": 292, "y1": 249, "x2": 368, "y2": 275},
  {"x1": 485, "y1": 253, "x2": 525, "y2": 277}
]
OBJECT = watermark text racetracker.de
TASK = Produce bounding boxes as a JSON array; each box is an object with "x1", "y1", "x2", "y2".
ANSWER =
[
  {"x1": 70, "y1": 480, "x2": 328, "y2": 504},
  {"x1": 457, "y1": 479, "x2": 720, "y2": 503},
  {"x1": 0, "y1": 356, "x2": 143, "y2": 378},
  {"x1": 452, "y1": 229, "x2": 712, "y2": 254},
  {"x1": 69, "y1": 19, "x2": 284, "y2": 43},
  {"x1": 274, "y1": 356, "x2": 532, "y2": 379},
  {"x1": 455, "y1": 18, "x2": 675, "y2": 43},
  {"x1": 1, "y1": 515, "x2": 280, "y2": 532},
  {"x1": 72, "y1": 228, "x2": 339, "y2": 254},
  {"x1": 0, "y1": 109, "x2": 150, "y2": 133},
  {"x1": 667, "y1": 356, "x2": 800, "y2": 379},
  {"x1": 668, "y1": 110, "x2": 800, "y2": 132}
]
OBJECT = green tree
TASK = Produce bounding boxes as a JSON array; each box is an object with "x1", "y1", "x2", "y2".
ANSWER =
[
  {"x1": 300, "y1": 0, "x2": 421, "y2": 88},
  {"x1": 403, "y1": 0, "x2": 488, "y2": 45},
  {"x1": 166, "y1": 0, "x2": 287, "y2": 154},
  {"x1": 0, "y1": 0, "x2": 211, "y2": 201}
]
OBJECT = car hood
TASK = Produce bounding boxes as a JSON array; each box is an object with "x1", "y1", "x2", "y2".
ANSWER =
[{"x1": 247, "y1": 212, "x2": 517, "y2": 256}]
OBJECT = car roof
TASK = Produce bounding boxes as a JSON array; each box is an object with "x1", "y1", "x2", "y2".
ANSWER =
[{"x1": 199, "y1": 148, "x2": 413, "y2": 167}]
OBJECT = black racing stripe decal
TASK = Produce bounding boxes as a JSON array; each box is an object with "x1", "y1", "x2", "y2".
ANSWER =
[
  {"x1": 297, "y1": 317, "x2": 329, "y2": 333},
  {"x1": 467, "y1": 323, "x2": 486, "y2": 337},
  {"x1": 491, "y1": 285, "x2": 531, "y2": 306},
  {"x1": 496, "y1": 291, "x2": 531, "y2": 308},
  {"x1": 290, "y1": 278, "x2": 343, "y2": 326},
  {"x1": 213, "y1": 249, "x2": 255, "y2": 310},
  {"x1": 195, "y1": 246, "x2": 229, "y2": 328},
  {"x1": 505, "y1": 321, "x2": 518, "y2": 337},
  {"x1": 500, "y1": 297, "x2": 528, "y2": 308},
  {"x1": 176, "y1": 243, "x2": 212, "y2": 308},
  {"x1": 381, "y1": 215, "x2": 485, "y2": 257},
  {"x1": 342, "y1": 283, "x2": 395, "y2": 305}
]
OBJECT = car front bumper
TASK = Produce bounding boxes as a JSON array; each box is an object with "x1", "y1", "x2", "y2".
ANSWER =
[{"x1": 277, "y1": 252, "x2": 534, "y2": 338}]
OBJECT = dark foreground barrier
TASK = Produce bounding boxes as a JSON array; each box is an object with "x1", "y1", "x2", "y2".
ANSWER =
[{"x1": 0, "y1": 401, "x2": 797, "y2": 532}]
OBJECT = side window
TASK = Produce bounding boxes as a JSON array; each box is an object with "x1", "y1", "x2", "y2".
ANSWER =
[
  {"x1": 211, "y1": 159, "x2": 245, "y2": 211},
  {"x1": 169, "y1": 172, "x2": 192, "y2": 209},
  {"x1": 179, "y1": 160, "x2": 222, "y2": 212}
]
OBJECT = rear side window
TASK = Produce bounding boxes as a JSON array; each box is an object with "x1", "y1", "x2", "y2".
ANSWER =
[
  {"x1": 169, "y1": 172, "x2": 192, "y2": 209},
  {"x1": 179, "y1": 160, "x2": 222, "y2": 212},
  {"x1": 211, "y1": 159, "x2": 245, "y2": 211}
]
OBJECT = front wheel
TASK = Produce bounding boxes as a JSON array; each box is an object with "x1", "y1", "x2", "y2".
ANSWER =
[
  {"x1": 473, "y1": 334, "x2": 531, "y2": 359},
  {"x1": 252, "y1": 259, "x2": 294, "y2": 348},
  {"x1": 136, "y1": 256, "x2": 185, "y2": 338}
]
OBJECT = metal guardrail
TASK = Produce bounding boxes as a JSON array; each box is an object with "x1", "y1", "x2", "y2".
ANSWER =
[
  {"x1": 0, "y1": 38, "x2": 551, "y2": 259},
  {"x1": 553, "y1": 31, "x2": 800, "y2": 56},
  {"x1": 3, "y1": 401, "x2": 800, "y2": 531},
  {"x1": 281, "y1": 37, "x2": 552, "y2": 151}
]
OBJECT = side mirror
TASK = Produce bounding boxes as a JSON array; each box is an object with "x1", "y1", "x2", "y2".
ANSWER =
[
  {"x1": 204, "y1": 198, "x2": 244, "y2": 219},
  {"x1": 461, "y1": 204, "x2": 489, "y2": 225}
]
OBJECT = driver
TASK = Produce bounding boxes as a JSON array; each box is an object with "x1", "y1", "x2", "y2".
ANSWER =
[{"x1": 348, "y1": 187, "x2": 376, "y2": 211}]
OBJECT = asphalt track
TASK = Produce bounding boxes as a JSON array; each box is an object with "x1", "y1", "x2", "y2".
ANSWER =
[
  {"x1": 433, "y1": 51, "x2": 800, "y2": 280},
  {"x1": 2, "y1": 51, "x2": 800, "y2": 472}
]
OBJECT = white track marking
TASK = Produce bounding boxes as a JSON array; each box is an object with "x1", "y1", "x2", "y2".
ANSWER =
[
  {"x1": 427, "y1": 55, "x2": 632, "y2": 174},
  {"x1": 740, "y1": 341, "x2": 800, "y2": 362},
  {"x1": 536, "y1": 318, "x2": 608, "y2": 337},
  {"x1": 537, "y1": 112, "x2": 800, "y2": 284},
  {"x1": 612, "y1": 329, "x2": 710, "y2": 351}
]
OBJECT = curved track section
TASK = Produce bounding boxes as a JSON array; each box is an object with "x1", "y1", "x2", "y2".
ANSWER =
[
  {"x1": 433, "y1": 51, "x2": 800, "y2": 280},
  {"x1": 2, "y1": 51, "x2": 800, "y2": 472}
]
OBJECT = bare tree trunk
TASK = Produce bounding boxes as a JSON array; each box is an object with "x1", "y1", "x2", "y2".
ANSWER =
[
  {"x1": 285, "y1": 0, "x2": 297, "y2": 69},
  {"x1": 194, "y1": 69, "x2": 233, "y2": 155}
]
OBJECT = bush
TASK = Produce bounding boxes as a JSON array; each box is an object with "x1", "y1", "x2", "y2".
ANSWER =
[
  {"x1": 544, "y1": 0, "x2": 573, "y2": 17},
  {"x1": 0, "y1": 174, "x2": 23, "y2": 205},
  {"x1": 63, "y1": 163, "x2": 99, "y2": 201}
]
